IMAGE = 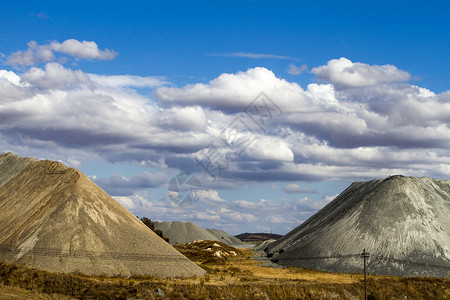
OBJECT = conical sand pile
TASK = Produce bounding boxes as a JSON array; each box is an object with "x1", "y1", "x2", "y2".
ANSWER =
[
  {"x1": 0, "y1": 153, "x2": 206, "y2": 277},
  {"x1": 267, "y1": 175, "x2": 450, "y2": 277},
  {"x1": 153, "y1": 221, "x2": 244, "y2": 246},
  {"x1": 0, "y1": 152, "x2": 36, "y2": 189}
]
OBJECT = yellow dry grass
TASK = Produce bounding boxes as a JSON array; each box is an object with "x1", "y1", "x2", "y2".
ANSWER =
[
  {"x1": 173, "y1": 241, "x2": 359, "y2": 284},
  {"x1": 1, "y1": 241, "x2": 449, "y2": 299},
  {"x1": 177, "y1": 247, "x2": 360, "y2": 286},
  {"x1": 0, "y1": 283, "x2": 72, "y2": 299}
]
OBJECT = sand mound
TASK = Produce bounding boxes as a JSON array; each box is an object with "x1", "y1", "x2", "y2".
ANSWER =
[
  {"x1": 205, "y1": 229, "x2": 244, "y2": 246},
  {"x1": 0, "y1": 153, "x2": 205, "y2": 277},
  {"x1": 0, "y1": 152, "x2": 35, "y2": 189},
  {"x1": 267, "y1": 175, "x2": 450, "y2": 277},
  {"x1": 153, "y1": 221, "x2": 244, "y2": 246},
  {"x1": 254, "y1": 239, "x2": 276, "y2": 252}
]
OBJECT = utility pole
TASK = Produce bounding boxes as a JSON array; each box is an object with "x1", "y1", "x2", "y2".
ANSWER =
[{"x1": 361, "y1": 249, "x2": 369, "y2": 300}]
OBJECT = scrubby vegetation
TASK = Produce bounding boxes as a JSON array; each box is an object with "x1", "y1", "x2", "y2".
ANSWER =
[
  {"x1": 0, "y1": 243, "x2": 449, "y2": 299},
  {"x1": 174, "y1": 240, "x2": 244, "y2": 264},
  {"x1": 138, "y1": 216, "x2": 170, "y2": 243}
]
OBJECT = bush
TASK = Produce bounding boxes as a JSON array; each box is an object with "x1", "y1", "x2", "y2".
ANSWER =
[{"x1": 137, "y1": 216, "x2": 170, "y2": 243}]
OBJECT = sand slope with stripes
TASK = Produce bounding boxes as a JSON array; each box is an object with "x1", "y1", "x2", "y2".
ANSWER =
[
  {"x1": 267, "y1": 175, "x2": 450, "y2": 277},
  {"x1": 153, "y1": 221, "x2": 245, "y2": 246},
  {"x1": 0, "y1": 153, "x2": 205, "y2": 277}
]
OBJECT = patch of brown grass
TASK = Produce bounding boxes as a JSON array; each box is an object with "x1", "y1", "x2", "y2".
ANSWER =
[
  {"x1": 174, "y1": 240, "x2": 245, "y2": 265},
  {"x1": 0, "y1": 283, "x2": 72, "y2": 299}
]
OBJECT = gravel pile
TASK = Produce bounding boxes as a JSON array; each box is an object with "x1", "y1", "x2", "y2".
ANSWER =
[
  {"x1": 0, "y1": 153, "x2": 206, "y2": 278},
  {"x1": 267, "y1": 175, "x2": 450, "y2": 277},
  {"x1": 154, "y1": 221, "x2": 245, "y2": 247}
]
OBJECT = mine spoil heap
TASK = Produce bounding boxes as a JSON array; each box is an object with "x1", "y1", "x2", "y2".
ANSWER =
[
  {"x1": 0, "y1": 152, "x2": 206, "y2": 277},
  {"x1": 153, "y1": 221, "x2": 244, "y2": 246},
  {"x1": 267, "y1": 175, "x2": 450, "y2": 277}
]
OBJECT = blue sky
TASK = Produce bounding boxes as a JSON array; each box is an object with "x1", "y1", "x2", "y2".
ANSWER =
[{"x1": 0, "y1": 1, "x2": 449, "y2": 234}]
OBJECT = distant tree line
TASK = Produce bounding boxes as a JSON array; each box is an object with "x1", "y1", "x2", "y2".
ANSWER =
[{"x1": 137, "y1": 216, "x2": 170, "y2": 243}]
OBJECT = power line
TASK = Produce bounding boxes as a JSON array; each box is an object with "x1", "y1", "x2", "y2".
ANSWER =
[
  {"x1": 274, "y1": 252, "x2": 450, "y2": 270},
  {"x1": 0, "y1": 245, "x2": 189, "y2": 261},
  {"x1": 2, "y1": 244, "x2": 450, "y2": 271},
  {"x1": 276, "y1": 254, "x2": 361, "y2": 260},
  {"x1": 369, "y1": 255, "x2": 450, "y2": 270},
  {"x1": 361, "y1": 249, "x2": 369, "y2": 300}
]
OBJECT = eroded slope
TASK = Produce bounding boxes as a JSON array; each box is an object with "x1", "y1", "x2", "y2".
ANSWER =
[{"x1": 0, "y1": 154, "x2": 205, "y2": 277}]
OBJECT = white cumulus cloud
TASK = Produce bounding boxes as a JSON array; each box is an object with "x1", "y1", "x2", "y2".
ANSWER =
[
  {"x1": 50, "y1": 39, "x2": 117, "y2": 60},
  {"x1": 155, "y1": 67, "x2": 306, "y2": 112},
  {"x1": 7, "y1": 41, "x2": 55, "y2": 66},
  {"x1": 22, "y1": 62, "x2": 94, "y2": 90},
  {"x1": 6, "y1": 39, "x2": 117, "y2": 66},
  {"x1": 311, "y1": 57, "x2": 411, "y2": 87},
  {"x1": 1, "y1": 54, "x2": 450, "y2": 212}
]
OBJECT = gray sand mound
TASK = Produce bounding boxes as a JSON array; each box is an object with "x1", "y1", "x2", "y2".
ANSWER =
[
  {"x1": 154, "y1": 221, "x2": 244, "y2": 246},
  {"x1": 205, "y1": 228, "x2": 244, "y2": 246},
  {"x1": 0, "y1": 152, "x2": 35, "y2": 189},
  {"x1": 267, "y1": 175, "x2": 450, "y2": 278},
  {"x1": 0, "y1": 153, "x2": 205, "y2": 278},
  {"x1": 254, "y1": 239, "x2": 276, "y2": 252}
]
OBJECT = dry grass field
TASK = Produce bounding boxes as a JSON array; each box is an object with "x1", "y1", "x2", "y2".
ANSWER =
[{"x1": 0, "y1": 240, "x2": 449, "y2": 299}]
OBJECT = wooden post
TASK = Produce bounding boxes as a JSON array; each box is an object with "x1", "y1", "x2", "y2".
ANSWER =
[{"x1": 362, "y1": 248, "x2": 368, "y2": 300}]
